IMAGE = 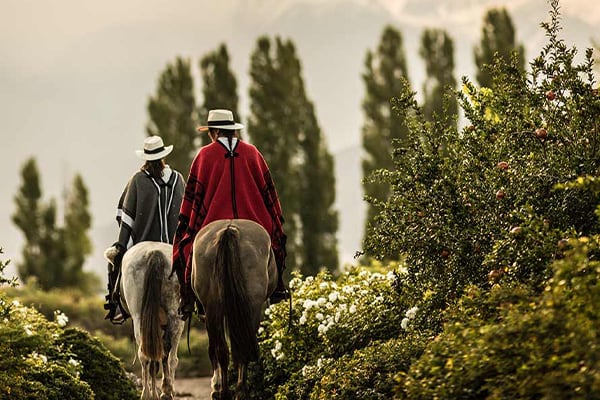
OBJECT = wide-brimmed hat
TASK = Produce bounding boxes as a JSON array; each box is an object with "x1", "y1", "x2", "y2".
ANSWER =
[
  {"x1": 135, "y1": 136, "x2": 173, "y2": 161},
  {"x1": 197, "y1": 109, "x2": 244, "y2": 132}
]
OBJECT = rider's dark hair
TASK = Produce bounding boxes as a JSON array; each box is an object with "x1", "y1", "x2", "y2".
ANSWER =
[{"x1": 141, "y1": 159, "x2": 165, "y2": 180}]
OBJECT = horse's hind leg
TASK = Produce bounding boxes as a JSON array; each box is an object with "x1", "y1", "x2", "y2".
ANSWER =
[
  {"x1": 159, "y1": 326, "x2": 176, "y2": 400},
  {"x1": 234, "y1": 363, "x2": 248, "y2": 400},
  {"x1": 140, "y1": 353, "x2": 155, "y2": 400},
  {"x1": 207, "y1": 319, "x2": 230, "y2": 399}
]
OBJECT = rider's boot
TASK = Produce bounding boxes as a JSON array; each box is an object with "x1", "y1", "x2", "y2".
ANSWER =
[
  {"x1": 269, "y1": 269, "x2": 290, "y2": 305},
  {"x1": 103, "y1": 244, "x2": 129, "y2": 324},
  {"x1": 175, "y1": 265, "x2": 198, "y2": 322}
]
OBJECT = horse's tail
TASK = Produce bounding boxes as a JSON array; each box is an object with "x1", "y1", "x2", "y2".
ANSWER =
[
  {"x1": 215, "y1": 225, "x2": 259, "y2": 364},
  {"x1": 140, "y1": 249, "x2": 165, "y2": 361}
]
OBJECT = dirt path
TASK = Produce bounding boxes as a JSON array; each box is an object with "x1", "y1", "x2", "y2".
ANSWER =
[{"x1": 174, "y1": 377, "x2": 213, "y2": 400}]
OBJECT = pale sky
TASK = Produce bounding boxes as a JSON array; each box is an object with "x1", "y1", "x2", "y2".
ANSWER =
[{"x1": 1, "y1": 0, "x2": 598, "y2": 281}]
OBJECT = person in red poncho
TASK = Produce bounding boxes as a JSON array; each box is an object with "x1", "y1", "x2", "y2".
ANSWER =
[{"x1": 172, "y1": 109, "x2": 289, "y2": 321}]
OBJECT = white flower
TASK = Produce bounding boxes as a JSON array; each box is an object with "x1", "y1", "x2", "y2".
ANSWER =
[
  {"x1": 31, "y1": 352, "x2": 48, "y2": 363},
  {"x1": 318, "y1": 324, "x2": 327, "y2": 334},
  {"x1": 405, "y1": 306, "x2": 419, "y2": 319},
  {"x1": 302, "y1": 365, "x2": 311, "y2": 377},
  {"x1": 12, "y1": 300, "x2": 20, "y2": 307},
  {"x1": 303, "y1": 299, "x2": 316, "y2": 310},
  {"x1": 319, "y1": 282, "x2": 329, "y2": 290},
  {"x1": 299, "y1": 314, "x2": 307, "y2": 325},
  {"x1": 24, "y1": 324, "x2": 33, "y2": 336},
  {"x1": 315, "y1": 312, "x2": 324, "y2": 321},
  {"x1": 289, "y1": 277, "x2": 302, "y2": 290},
  {"x1": 258, "y1": 327, "x2": 264, "y2": 335},
  {"x1": 342, "y1": 285, "x2": 355, "y2": 294},
  {"x1": 68, "y1": 358, "x2": 81, "y2": 367},
  {"x1": 401, "y1": 317, "x2": 409, "y2": 330},
  {"x1": 317, "y1": 297, "x2": 327, "y2": 306},
  {"x1": 334, "y1": 312, "x2": 341, "y2": 323},
  {"x1": 328, "y1": 292, "x2": 339, "y2": 302},
  {"x1": 274, "y1": 340, "x2": 282, "y2": 351},
  {"x1": 55, "y1": 311, "x2": 69, "y2": 327},
  {"x1": 349, "y1": 305, "x2": 357, "y2": 314}
]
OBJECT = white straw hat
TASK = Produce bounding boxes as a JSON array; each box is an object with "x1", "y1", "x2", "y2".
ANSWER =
[
  {"x1": 197, "y1": 109, "x2": 244, "y2": 132},
  {"x1": 135, "y1": 136, "x2": 173, "y2": 161}
]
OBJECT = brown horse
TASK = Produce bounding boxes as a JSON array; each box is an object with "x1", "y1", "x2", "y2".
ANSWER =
[
  {"x1": 192, "y1": 219, "x2": 277, "y2": 400},
  {"x1": 105, "y1": 241, "x2": 184, "y2": 400}
]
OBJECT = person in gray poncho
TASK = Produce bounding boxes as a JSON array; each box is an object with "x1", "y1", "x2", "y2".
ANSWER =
[{"x1": 104, "y1": 135, "x2": 184, "y2": 324}]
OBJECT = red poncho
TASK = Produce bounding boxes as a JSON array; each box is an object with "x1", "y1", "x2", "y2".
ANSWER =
[{"x1": 172, "y1": 139, "x2": 286, "y2": 284}]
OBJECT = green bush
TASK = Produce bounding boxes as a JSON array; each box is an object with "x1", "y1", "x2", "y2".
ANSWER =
[
  {"x1": 0, "y1": 249, "x2": 138, "y2": 399},
  {"x1": 60, "y1": 328, "x2": 138, "y2": 400},
  {"x1": 0, "y1": 299, "x2": 94, "y2": 399},
  {"x1": 399, "y1": 235, "x2": 600, "y2": 399},
  {"x1": 364, "y1": 0, "x2": 600, "y2": 319},
  {"x1": 248, "y1": 266, "x2": 413, "y2": 398},
  {"x1": 305, "y1": 334, "x2": 426, "y2": 400}
]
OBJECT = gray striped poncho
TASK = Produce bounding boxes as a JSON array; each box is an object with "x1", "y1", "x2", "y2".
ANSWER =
[{"x1": 116, "y1": 166, "x2": 184, "y2": 249}]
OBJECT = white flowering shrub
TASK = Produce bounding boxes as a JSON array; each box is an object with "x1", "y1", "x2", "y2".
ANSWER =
[
  {"x1": 0, "y1": 250, "x2": 138, "y2": 399},
  {"x1": 248, "y1": 265, "x2": 422, "y2": 399},
  {"x1": 0, "y1": 300, "x2": 93, "y2": 399}
]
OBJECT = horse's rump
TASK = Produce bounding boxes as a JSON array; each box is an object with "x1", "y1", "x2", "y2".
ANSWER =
[{"x1": 193, "y1": 219, "x2": 276, "y2": 362}]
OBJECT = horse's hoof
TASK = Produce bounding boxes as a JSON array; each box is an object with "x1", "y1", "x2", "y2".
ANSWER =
[{"x1": 159, "y1": 394, "x2": 173, "y2": 400}]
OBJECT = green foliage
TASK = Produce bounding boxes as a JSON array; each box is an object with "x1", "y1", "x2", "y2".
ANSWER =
[
  {"x1": 198, "y1": 43, "x2": 241, "y2": 146},
  {"x1": 4, "y1": 283, "x2": 125, "y2": 340},
  {"x1": 0, "y1": 298, "x2": 103, "y2": 399},
  {"x1": 1, "y1": 252, "x2": 138, "y2": 399},
  {"x1": 474, "y1": 7, "x2": 525, "y2": 88},
  {"x1": 12, "y1": 159, "x2": 98, "y2": 292},
  {"x1": 247, "y1": 266, "x2": 412, "y2": 398},
  {"x1": 248, "y1": 35, "x2": 338, "y2": 274},
  {"x1": 361, "y1": 25, "x2": 412, "y2": 247},
  {"x1": 400, "y1": 236, "x2": 600, "y2": 399},
  {"x1": 298, "y1": 94, "x2": 339, "y2": 275},
  {"x1": 364, "y1": 0, "x2": 600, "y2": 320},
  {"x1": 60, "y1": 328, "x2": 138, "y2": 400},
  {"x1": 62, "y1": 174, "x2": 94, "y2": 290},
  {"x1": 146, "y1": 56, "x2": 198, "y2": 173},
  {"x1": 419, "y1": 28, "x2": 458, "y2": 129}
]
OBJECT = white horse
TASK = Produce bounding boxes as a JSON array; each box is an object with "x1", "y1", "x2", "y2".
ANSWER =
[{"x1": 105, "y1": 241, "x2": 184, "y2": 400}]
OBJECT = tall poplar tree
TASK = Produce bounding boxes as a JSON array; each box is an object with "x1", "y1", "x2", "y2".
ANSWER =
[
  {"x1": 62, "y1": 174, "x2": 93, "y2": 288},
  {"x1": 12, "y1": 159, "x2": 64, "y2": 290},
  {"x1": 12, "y1": 159, "x2": 95, "y2": 291},
  {"x1": 12, "y1": 158, "x2": 43, "y2": 282},
  {"x1": 198, "y1": 44, "x2": 240, "y2": 146},
  {"x1": 147, "y1": 57, "x2": 198, "y2": 173},
  {"x1": 474, "y1": 8, "x2": 525, "y2": 88},
  {"x1": 361, "y1": 25, "x2": 411, "y2": 246},
  {"x1": 248, "y1": 36, "x2": 338, "y2": 274},
  {"x1": 299, "y1": 101, "x2": 339, "y2": 274},
  {"x1": 419, "y1": 28, "x2": 458, "y2": 128}
]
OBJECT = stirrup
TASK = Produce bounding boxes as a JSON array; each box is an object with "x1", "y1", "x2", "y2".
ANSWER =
[{"x1": 269, "y1": 289, "x2": 291, "y2": 304}]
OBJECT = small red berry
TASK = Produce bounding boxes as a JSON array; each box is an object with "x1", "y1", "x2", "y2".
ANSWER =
[{"x1": 535, "y1": 128, "x2": 548, "y2": 139}]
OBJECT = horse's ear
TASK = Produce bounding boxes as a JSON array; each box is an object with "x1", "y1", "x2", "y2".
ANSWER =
[{"x1": 104, "y1": 246, "x2": 119, "y2": 265}]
